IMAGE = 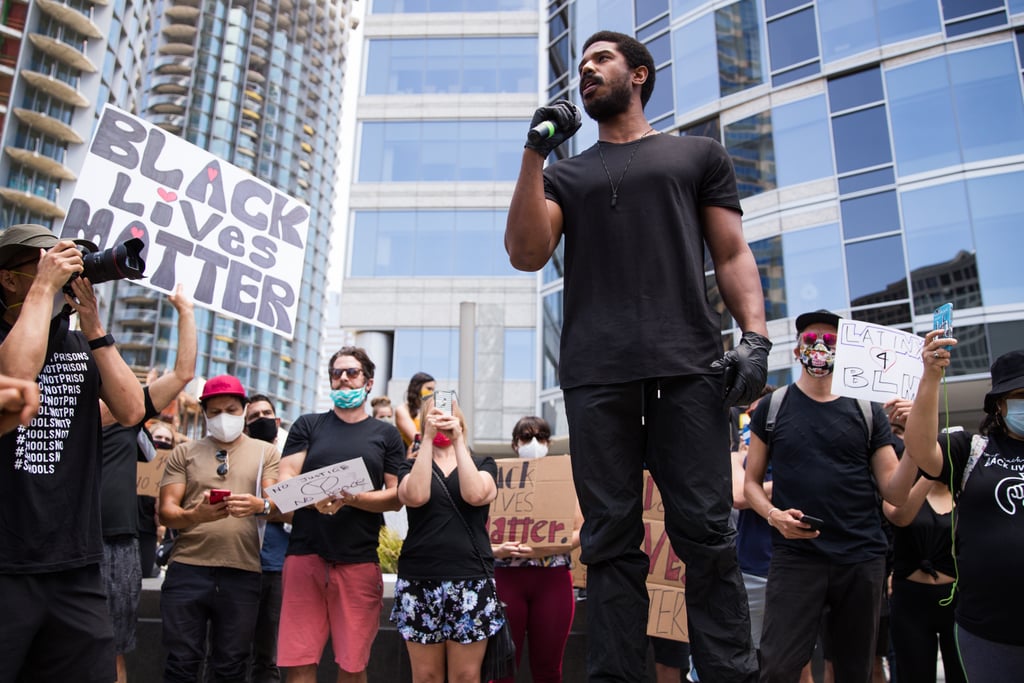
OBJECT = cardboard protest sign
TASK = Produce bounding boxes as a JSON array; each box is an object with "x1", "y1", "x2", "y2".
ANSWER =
[
  {"x1": 643, "y1": 475, "x2": 688, "y2": 642},
  {"x1": 487, "y1": 456, "x2": 576, "y2": 554},
  {"x1": 265, "y1": 458, "x2": 374, "y2": 513},
  {"x1": 647, "y1": 584, "x2": 688, "y2": 642},
  {"x1": 644, "y1": 519, "x2": 686, "y2": 587},
  {"x1": 643, "y1": 470, "x2": 664, "y2": 521},
  {"x1": 137, "y1": 448, "x2": 172, "y2": 497},
  {"x1": 61, "y1": 105, "x2": 309, "y2": 339},
  {"x1": 831, "y1": 318, "x2": 925, "y2": 402}
]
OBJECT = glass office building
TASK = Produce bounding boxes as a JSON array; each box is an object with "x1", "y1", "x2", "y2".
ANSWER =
[
  {"x1": 341, "y1": 0, "x2": 542, "y2": 449},
  {"x1": 537, "y1": 0, "x2": 1024, "y2": 428}
]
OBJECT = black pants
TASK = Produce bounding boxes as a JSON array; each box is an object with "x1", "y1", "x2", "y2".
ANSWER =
[
  {"x1": 564, "y1": 375, "x2": 757, "y2": 683},
  {"x1": 250, "y1": 570, "x2": 283, "y2": 683},
  {"x1": 889, "y1": 579, "x2": 965, "y2": 683},
  {"x1": 760, "y1": 548, "x2": 884, "y2": 683},
  {"x1": 160, "y1": 562, "x2": 261, "y2": 683}
]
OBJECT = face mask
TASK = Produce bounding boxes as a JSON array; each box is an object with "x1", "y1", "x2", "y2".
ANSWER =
[
  {"x1": 433, "y1": 432, "x2": 452, "y2": 448},
  {"x1": 331, "y1": 386, "x2": 368, "y2": 410},
  {"x1": 1005, "y1": 399, "x2": 1024, "y2": 436},
  {"x1": 420, "y1": 388, "x2": 433, "y2": 399},
  {"x1": 246, "y1": 416, "x2": 278, "y2": 443},
  {"x1": 798, "y1": 340, "x2": 835, "y2": 377},
  {"x1": 376, "y1": 415, "x2": 395, "y2": 425},
  {"x1": 154, "y1": 440, "x2": 174, "y2": 450},
  {"x1": 206, "y1": 412, "x2": 245, "y2": 443},
  {"x1": 517, "y1": 437, "x2": 548, "y2": 459}
]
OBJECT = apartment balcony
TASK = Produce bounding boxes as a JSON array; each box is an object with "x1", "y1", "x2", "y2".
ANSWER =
[
  {"x1": 4, "y1": 146, "x2": 76, "y2": 180},
  {"x1": 172, "y1": 0, "x2": 201, "y2": 7},
  {"x1": 151, "y1": 73, "x2": 190, "y2": 94},
  {"x1": 35, "y1": 0, "x2": 103, "y2": 40},
  {"x1": 120, "y1": 308, "x2": 159, "y2": 324},
  {"x1": 153, "y1": 114, "x2": 184, "y2": 134},
  {"x1": 164, "y1": 4, "x2": 200, "y2": 22},
  {"x1": 27, "y1": 33, "x2": 96, "y2": 73},
  {"x1": 20, "y1": 69, "x2": 89, "y2": 107},
  {"x1": 147, "y1": 93, "x2": 187, "y2": 114},
  {"x1": 0, "y1": 186, "x2": 64, "y2": 219},
  {"x1": 162, "y1": 22, "x2": 197, "y2": 42},
  {"x1": 121, "y1": 288, "x2": 162, "y2": 305},
  {"x1": 119, "y1": 332, "x2": 156, "y2": 347},
  {"x1": 12, "y1": 107, "x2": 82, "y2": 143},
  {"x1": 154, "y1": 55, "x2": 193, "y2": 76},
  {"x1": 158, "y1": 43, "x2": 194, "y2": 57}
]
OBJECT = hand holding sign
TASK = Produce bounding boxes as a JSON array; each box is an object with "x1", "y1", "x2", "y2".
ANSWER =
[{"x1": 265, "y1": 458, "x2": 373, "y2": 513}]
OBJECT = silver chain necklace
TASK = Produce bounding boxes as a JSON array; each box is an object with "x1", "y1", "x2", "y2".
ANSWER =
[{"x1": 597, "y1": 128, "x2": 656, "y2": 209}]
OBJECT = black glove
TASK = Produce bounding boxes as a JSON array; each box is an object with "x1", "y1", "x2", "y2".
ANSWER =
[
  {"x1": 524, "y1": 99, "x2": 582, "y2": 158},
  {"x1": 711, "y1": 331, "x2": 773, "y2": 408}
]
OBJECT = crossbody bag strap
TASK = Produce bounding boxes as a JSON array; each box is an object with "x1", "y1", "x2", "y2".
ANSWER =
[{"x1": 431, "y1": 468, "x2": 491, "y2": 576}]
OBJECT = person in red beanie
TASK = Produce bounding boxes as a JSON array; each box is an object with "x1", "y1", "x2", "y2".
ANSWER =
[{"x1": 158, "y1": 374, "x2": 281, "y2": 683}]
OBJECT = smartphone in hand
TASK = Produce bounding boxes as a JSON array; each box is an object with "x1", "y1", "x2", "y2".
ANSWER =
[
  {"x1": 209, "y1": 489, "x2": 231, "y2": 505},
  {"x1": 800, "y1": 515, "x2": 824, "y2": 532},
  {"x1": 933, "y1": 303, "x2": 953, "y2": 350},
  {"x1": 434, "y1": 390, "x2": 454, "y2": 415}
]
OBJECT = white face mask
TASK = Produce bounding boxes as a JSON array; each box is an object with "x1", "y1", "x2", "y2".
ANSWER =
[
  {"x1": 517, "y1": 437, "x2": 548, "y2": 460},
  {"x1": 206, "y1": 412, "x2": 246, "y2": 443}
]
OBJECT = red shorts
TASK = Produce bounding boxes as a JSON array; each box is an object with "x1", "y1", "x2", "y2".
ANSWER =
[{"x1": 277, "y1": 555, "x2": 383, "y2": 672}]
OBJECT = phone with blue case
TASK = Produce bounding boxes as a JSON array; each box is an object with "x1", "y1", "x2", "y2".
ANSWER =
[{"x1": 933, "y1": 303, "x2": 953, "y2": 350}]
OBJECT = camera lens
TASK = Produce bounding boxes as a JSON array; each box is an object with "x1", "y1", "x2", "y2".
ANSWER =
[{"x1": 80, "y1": 238, "x2": 146, "y2": 285}]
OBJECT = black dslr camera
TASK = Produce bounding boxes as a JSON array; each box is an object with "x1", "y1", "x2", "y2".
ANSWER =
[{"x1": 63, "y1": 237, "x2": 146, "y2": 295}]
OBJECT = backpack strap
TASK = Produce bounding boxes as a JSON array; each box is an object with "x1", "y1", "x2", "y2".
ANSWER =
[
  {"x1": 959, "y1": 434, "x2": 988, "y2": 495},
  {"x1": 765, "y1": 385, "x2": 789, "y2": 435}
]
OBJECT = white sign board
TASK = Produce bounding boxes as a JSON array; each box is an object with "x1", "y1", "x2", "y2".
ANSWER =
[
  {"x1": 61, "y1": 104, "x2": 309, "y2": 339},
  {"x1": 265, "y1": 458, "x2": 374, "y2": 513},
  {"x1": 831, "y1": 319, "x2": 925, "y2": 402}
]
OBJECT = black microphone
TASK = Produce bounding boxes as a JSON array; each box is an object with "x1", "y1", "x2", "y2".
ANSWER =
[{"x1": 527, "y1": 120, "x2": 557, "y2": 144}]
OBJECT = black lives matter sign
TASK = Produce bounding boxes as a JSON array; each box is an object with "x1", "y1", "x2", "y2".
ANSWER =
[{"x1": 60, "y1": 105, "x2": 309, "y2": 339}]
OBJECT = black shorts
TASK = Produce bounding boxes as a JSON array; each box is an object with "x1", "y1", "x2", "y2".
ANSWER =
[{"x1": 0, "y1": 564, "x2": 115, "y2": 682}]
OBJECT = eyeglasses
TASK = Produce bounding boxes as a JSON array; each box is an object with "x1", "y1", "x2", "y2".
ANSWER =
[
  {"x1": 801, "y1": 332, "x2": 838, "y2": 348},
  {"x1": 216, "y1": 450, "x2": 229, "y2": 477},
  {"x1": 329, "y1": 367, "x2": 363, "y2": 381}
]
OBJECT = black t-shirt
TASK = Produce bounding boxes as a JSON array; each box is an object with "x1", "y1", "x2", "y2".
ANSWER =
[
  {"x1": 100, "y1": 387, "x2": 159, "y2": 538},
  {"x1": 749, "y1": 384, "x2": 893, "y2": 564},
  {"x1": 891, "y1": 499, "x2": 955, "y2": 581},
  {"x1": 543, "y1": 134, "x2": 741, "y2": 389},
  {"x1": 0, "y1": 317, "x2": 103, "y2": 573},
  {"x1": 283, "y1": 412, "x2": 405, "y2": 564},
  {"x1": 929, "y1": 429, "x2": 1024, "y2": 645},
  {"x1": 396, "y1": 455, "x2": 498, "y2": 580}
]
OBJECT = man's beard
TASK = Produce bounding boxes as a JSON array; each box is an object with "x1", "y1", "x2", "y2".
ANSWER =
[{"x1": 582, "y1": 73, "x2": 633, "y2": 121}]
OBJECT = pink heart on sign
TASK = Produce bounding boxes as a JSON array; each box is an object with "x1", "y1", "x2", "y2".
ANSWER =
[
  {"x1": 870, "y1": 347, "x2": 896, "y2": 372},
  {"x1": 207, "y1": 167, "x2": 218, "y2": 181},
  {"x1": 131, "y1": 226, "x2": 145, "y2": 239},
  {"x1": 157, "y1": 188, "x2": 177, "y2": 202}
]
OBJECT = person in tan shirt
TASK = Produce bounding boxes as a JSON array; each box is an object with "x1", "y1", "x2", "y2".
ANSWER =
[{"x1": 158, "y1": 375, "x2": 280, "y2": 683}]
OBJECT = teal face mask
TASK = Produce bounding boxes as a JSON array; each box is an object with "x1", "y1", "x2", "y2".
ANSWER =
[
  {"x1": 1005, "y1": 398, "x2": 1024, "y2": 436},
  {"x1": 331, "y1": 387, "x2": 367, "y2": 410}
]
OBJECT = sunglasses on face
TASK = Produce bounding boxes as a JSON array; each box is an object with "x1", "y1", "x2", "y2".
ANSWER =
[
  {"x1": 329, "y1": 367, "x2": 363, "y2": 381},
  {"x1": 517, "y1": 432, "x2": 549, "y2": 442},
  {"x1": 801, "y1": 332, "x2": 837, "y2": 348},
  {"x1": 216, "y1": 450, "x2": 229, "y2": 477}
]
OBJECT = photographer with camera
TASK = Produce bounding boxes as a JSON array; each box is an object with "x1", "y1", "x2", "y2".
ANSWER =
[{"x1": 0, "y1": 223, "x2": 145, "y2": 682}]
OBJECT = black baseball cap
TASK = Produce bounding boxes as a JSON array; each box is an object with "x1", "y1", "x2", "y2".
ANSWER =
[{"x1": 795, "y1": 309, "x2": 841, "y2": 333}]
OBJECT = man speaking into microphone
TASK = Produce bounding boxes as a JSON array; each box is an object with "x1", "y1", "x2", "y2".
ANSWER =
[{"x1": 506, "y1": 31, "x2": 769, "y2": 683}]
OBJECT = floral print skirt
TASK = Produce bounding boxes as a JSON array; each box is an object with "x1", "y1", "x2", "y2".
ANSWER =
[{"x1": 390, "y1": 576, "x2": 505, "y2": 644}]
